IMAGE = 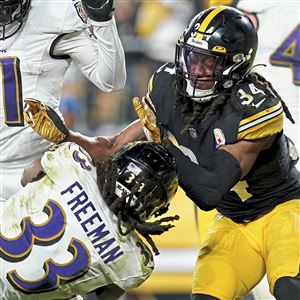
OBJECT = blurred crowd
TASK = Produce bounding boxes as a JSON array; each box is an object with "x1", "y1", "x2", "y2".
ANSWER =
[{"x1": 60, "y1": 0, "x2": 208, "y2": 135}]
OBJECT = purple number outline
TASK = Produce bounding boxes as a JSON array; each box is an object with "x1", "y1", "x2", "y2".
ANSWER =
[
  {"x1": 7, "y1": 238, "x2": 90, "y2": 294},
  {"x1": 3, "y1": 199, "x2": 91, "y2": 293},
  {"x1": 270, "y1": 24, "x2": 300, "y2": 86},
  {"x1": 1, "y1": 200, "x2": 66, "y2": 262},
  {"x1": 0, "y1": 56, "x2": 24, "y2": 126},
  {"x1": 72, "y1": 149, "x2": 92, "y2": 171}
]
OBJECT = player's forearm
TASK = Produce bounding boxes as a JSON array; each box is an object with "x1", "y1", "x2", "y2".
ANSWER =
[
  {"x1": 66, "y1": 131, "x2": 113, "y2": 163},
  {"x1": 66, "y1": 120, "x2": 145, "y2": 163},
  {"x1": 90, "y1": 17, "x2": 126, "y2": 91},
  {"x1": 166, "y1": 142, "x2": 242, "y2": 210}
]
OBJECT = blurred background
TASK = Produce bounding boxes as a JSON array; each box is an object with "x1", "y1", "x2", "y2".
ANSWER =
[{"x1": 61, "y1": 0, "x2": 300, "y2": 299}]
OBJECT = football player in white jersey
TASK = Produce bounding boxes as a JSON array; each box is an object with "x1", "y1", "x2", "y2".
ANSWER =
[
  {"x1": 0, "y1": 141, "x2": 179, "y2": 300},
  {"x1": 0, "y1": 0, "x2": 126, "y2": 201}
]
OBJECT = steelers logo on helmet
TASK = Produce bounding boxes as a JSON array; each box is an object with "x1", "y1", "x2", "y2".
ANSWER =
[
  {"x1": 0, "y1": 0, "x2": 31, "y2": 40},
  {"x1": 175, "y1": 6, "x2": 258, "y2": 103},
  {"x1": 113, "y1": 141, "x2": 178, "y2": 221}
]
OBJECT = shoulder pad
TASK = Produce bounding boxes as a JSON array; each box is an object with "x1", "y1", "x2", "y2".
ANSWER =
[{"x1": 147, "y1": 63, "x2": 176, "y2": 94}]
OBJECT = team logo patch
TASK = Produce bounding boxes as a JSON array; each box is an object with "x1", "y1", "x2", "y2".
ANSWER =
[
  {"x1": 74, "y1": 1, "x2": 88, "y2": 24},
  {"x1": 214, "y1": 128, "x2": 225, "y2": 148},
  {"x1": 189, "y1": 127, "x2": 198, "y2": 139}
]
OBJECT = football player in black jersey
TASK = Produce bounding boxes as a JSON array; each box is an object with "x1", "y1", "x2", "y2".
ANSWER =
[{"x1": 25, "y1": 5, "x2": 300, "y2": 300}]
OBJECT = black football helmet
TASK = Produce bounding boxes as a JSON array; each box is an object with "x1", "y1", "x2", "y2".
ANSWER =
[
  {"x1": 113, "y1": 141, "x2": 178, "y2": 221},
  {"x1": 175, "y1": 6, "x2": 258, "y2": 102},
  {"x1": 0, "y1": 0, "x2": 31, "y2": 40}
]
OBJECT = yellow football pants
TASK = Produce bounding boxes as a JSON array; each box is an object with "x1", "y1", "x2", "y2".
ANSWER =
[{"x1": 193, "y1": 200, "x2": 300, "y2": 300}]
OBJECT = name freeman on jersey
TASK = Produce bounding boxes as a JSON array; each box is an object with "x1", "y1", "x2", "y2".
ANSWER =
[{"x1": 61, "y1": 181, "x2": 124, "y2": 264}]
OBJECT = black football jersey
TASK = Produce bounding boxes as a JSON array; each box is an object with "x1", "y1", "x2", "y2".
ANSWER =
[{"x1": 147, "y1": 63, "x2": 300, "y2": 223}]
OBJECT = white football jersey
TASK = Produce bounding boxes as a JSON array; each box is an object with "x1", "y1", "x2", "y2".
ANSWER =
[
  {"x1": 0, "y1": 143, "x2": 154, "y2": 300},
  {"x1": 237, "y1": 0, "x2": 300, "y2": 152},
  {"x1": 0, "y1": 0, "x2": 126, "y2": 201}
]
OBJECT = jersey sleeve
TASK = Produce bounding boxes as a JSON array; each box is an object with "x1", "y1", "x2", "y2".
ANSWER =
[
  {"x1": 41, "y1": 142, "x2": 92, "y2": 185},
  {"x1": 237, "y1": 98, "x2": 284, "y2": 141},
  {"x1": 147, "y1": 63, "x2": 172, "y2": 97},
  {"x1": 146, "y1": 63, "x2": 176, "y2": 124},
  {"x1": 146, "y1": 64, "x2": 163, "y2": 104},
  {"x1": 54, "y1": 16, "x2": 126, "y2": 92}
]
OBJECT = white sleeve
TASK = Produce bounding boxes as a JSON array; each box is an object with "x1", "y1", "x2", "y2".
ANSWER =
[
  {"x1": 41, "y1": 143, "x2": 77, "y2": 184},
  {"x1": 41, "y1": 143, "x2": 92, "y2": 186},
  {"x1": 53, "y1": 16, "x2": 126, "y2": 92}
]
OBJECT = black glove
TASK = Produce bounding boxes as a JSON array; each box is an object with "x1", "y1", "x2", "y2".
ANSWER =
[{"x1": 82, "y1": 0, "x2": 114, "y2": 22}]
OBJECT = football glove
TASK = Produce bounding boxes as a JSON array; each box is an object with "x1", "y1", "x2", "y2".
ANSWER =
[
  {"x1": 24, "y1": 99, "x2": 69, "y2": 144},
  {"x1": 132, "y1": 96, "x2": 161, "y2": 143},
  {"x1": 82, "y1": 0, "x2": 114, "y2": 22}
]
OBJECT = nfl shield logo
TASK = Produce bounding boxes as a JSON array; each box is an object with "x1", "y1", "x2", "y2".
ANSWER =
[{"x1": 189, "y1": 127, "x2": 198, "y2": 139}]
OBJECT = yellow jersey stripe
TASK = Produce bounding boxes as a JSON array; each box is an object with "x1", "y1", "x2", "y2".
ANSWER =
[
  {"x1": 196, "y1": 7, "x2": 226, "y2": 40},
  {"x1": 238, "y1": 103, "x2": 283, "y2": 132},
  {"x1": 238, "y1": 108, "x2": 283, "y2": 140},
  {"x1": 239, "y1": 102, "x2": 282, "y2": 127}
]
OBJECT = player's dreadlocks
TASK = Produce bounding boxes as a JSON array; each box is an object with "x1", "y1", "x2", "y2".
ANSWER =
[
  {"x1": 96, "y1": 158, "x2": 179, "y2": 255},
  {"x1": 173, "y1": 71, "x2": 294, "y2": 133}
]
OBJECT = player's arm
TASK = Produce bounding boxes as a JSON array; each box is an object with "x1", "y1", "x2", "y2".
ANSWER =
[
  {"x1": 53, "y1": 96, "x2": 161, "y2": 161},
  {"x1": 21, "y1": 158, "x2": 45, "y2": 187},
  {"x1": 23, "y1": 98, "x2": 152, "y2": 163},
  {"x1": 52, "y1": 0, "x2": 126, "y2": 92},
  {"x1": 165, "y1": 135, "x2": 275, "y2": 211},
  {"x1": 219, "y1": 136, "x2": 275, "y2": 178},
  {"x1": 66, "y1": 119, "x2": 146, "y2": 162}
]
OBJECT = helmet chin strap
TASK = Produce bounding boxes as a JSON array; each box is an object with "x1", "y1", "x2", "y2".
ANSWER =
[{"x1": 185, "y1": 79, "x2": 216, "y2": 103}]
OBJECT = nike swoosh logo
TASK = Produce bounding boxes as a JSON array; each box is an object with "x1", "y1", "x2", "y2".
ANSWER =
[{"x1": 253, "y1": 98, "x2": 265, "y2": 108}]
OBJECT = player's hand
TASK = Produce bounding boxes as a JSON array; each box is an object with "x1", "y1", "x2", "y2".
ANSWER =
[
  {"x1": 24, "y1": 99, "x2": 69, "y2": 144},
  {"x1": 132, "y1": 96, "x2": 161, "y2": 143},
  {"x1": 82, "y1": 0, "x2": 114, "y2": 22}
]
